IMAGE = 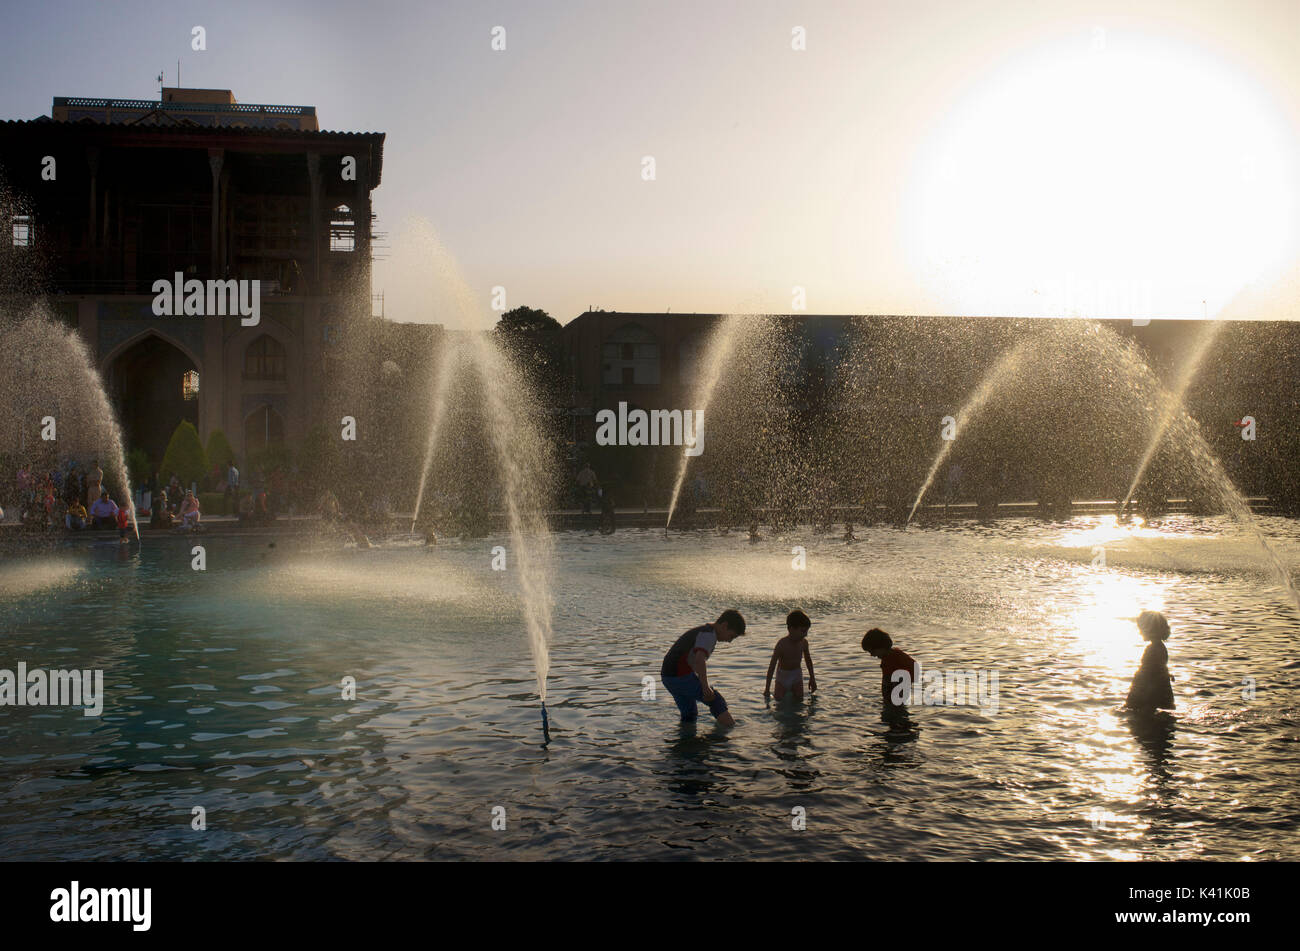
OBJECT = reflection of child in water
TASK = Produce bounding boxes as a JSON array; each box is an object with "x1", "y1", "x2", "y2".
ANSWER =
[{"x1": 1125, "y1": 611, "x2": 1175, "y2": 711}]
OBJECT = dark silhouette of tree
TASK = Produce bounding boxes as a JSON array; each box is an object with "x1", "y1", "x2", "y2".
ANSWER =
[{"x1": 493, "y1": 306, "x2": 565, "y2": 409}]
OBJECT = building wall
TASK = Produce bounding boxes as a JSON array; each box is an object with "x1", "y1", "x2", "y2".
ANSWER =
[
  {"x1": 562, "y1": 311, "x2": 721, "y2": 446},
  {"x1": 0, "y1": 101, "x2": 382, "y2": 471}
]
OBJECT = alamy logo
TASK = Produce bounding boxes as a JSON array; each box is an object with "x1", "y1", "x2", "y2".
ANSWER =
[
  {"x1": 0, "y1": 663, "x2": 104, "y2": 716},
  {"x1": 594, "y1": 401, "x2": 704, "y2": 456},
  {"x1": 889, "y1": 662, "x2": 1000, "y2": 715},
  {"x1": 151, "y1": 273, "x2": 261, "y2": 326},
  {"x1": 49, "y1": 881, "x2": 151, "y2": 931}
]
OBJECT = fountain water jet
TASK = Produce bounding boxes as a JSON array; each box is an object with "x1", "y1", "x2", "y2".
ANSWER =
[
  {"x1": 467, "y1": 330, "x2": 558, "y2": 701},
  {"x1": 907, "y1": 339, "x2": 1031, "y2": 523},
  {"x1": 409, "y1": 340, "x2": 460, "y2": 533},
  {"x1": 1120, "y1": 320, "x2": 1226, "y2": 514},
  {"x1": 398, "y1": 220, "x2": 559, "y2": 709},
  {"x1": 0, "y1": 307, "x2": 139, "y2": 541},
  {"x1": 1113, "y1": 342, "x2": 1300, "y2": 615},
  {"x1": 665, "y1": 314, "x2": 743, "y2": 531},
  {"x1": 895, "y1": 317, "x2": 1299, "y2": 615}
]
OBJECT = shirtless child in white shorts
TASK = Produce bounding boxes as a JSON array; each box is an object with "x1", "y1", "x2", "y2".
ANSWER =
[{"x1": 764, "y1": 609, "x2": 817, "y2": 701}]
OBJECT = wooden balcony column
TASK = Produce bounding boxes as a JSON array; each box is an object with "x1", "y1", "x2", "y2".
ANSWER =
[{"x1": 207, "y1": 148, "x2": 224, "y2": 279}]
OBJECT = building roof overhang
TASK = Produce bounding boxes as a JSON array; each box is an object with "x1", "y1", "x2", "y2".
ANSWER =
[{"x1": 0, "y1": 118, "x2": 386, "y2": 188}]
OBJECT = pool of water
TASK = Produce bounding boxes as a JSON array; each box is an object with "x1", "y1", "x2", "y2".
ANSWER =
[{"x1": 1, "y1": 516, "x2": 1298, "y2": 860}]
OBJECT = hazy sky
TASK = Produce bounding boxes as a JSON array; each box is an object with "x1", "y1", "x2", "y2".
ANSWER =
[{"x1": 2, "y1": 0, "x2": 1298, "y2": 325}]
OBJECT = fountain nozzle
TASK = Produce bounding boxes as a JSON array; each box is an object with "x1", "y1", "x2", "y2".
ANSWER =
[{"x1": 541, "y1": 702, "x2": 551, "y2": 743}]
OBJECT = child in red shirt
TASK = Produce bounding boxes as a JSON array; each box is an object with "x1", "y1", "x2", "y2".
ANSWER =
[
  {"x1": 862, "y1": 628, "x2": 918, "y2": 711},
  {"x1": 116, "y1": 503, "x2": 132, "y2": 542}
]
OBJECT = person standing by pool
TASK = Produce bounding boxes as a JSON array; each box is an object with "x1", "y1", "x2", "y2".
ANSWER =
[
  {"x1": 576, "y1": 462, "x2": 599, "y2": 514},
  {"x1": 226, "y1": 461, "x2": 240, "y2": 512},
  {"x1": 86, "y1": 459, "x2": 103, "y2": 507},
  {"x1": 1125, "y1": 611, "x2": 1175, "y2": 711},
  {"x1": 661, "y1": 609, "x2": 746, "y2": 727},
  {"x1": 62, "y1": 461, "x2": 80, "y2": 508}
]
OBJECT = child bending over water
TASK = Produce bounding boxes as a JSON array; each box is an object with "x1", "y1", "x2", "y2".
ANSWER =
[
  {"x1": 1125, "y1": 610, "x2": 1175, "y2": 711},
  {"x1": 862, "y1": 628, "x2": 918, "y2": 713},
  {"x1": 764, "y1": 609, "x2": 817, "y2": 701}
]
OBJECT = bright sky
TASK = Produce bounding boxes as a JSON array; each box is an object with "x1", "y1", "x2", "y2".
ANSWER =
[{"x1": 2, "y1": 0, "x2": 1298, "y2": 324}]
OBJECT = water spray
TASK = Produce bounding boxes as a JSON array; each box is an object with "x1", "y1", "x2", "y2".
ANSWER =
[
  {"x1": 406, "y1": 231, "x2": 559, "y2": 750},
  {"x1": 1120, "y1": 320, "x2": 1224, "y2": 513},
  {"x1": 665, "y1": 314, "x2": 743, "y2": 530},
  {"x1": 410, "y1": 341, "x2": 460, "y2": 534},
  {"x1": 907, "y1": 339, "x2": 1030, "y2": 524}
]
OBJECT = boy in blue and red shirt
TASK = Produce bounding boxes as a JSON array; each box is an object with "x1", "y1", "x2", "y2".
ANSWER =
[{"x1": 661, "y1": 609, "x2": 746, "y2": 726}]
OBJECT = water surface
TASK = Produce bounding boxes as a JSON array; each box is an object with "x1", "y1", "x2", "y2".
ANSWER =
[{"x1": 1, "y1": 517, "x2": 1297, "y2": 860}]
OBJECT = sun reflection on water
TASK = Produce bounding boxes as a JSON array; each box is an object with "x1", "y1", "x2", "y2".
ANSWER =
[{"x1": 1064, "y1": 569, "x2": 1167, "y2": 673}]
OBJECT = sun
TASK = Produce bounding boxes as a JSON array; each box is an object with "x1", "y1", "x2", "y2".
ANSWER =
[{"x1": 905, "y1": 29, "x2": 1300, "y2": 319}]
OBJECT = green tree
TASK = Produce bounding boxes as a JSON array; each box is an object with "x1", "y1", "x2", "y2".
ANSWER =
[
  {"x1": 495, "y1": 305, "x2": 561, "y2": 339},
  {"x1": 125, "y1": 448, "x2": 151, "y2": 485},
  {"x1": 160, "y1": 421, "x2": 208, "y2": 487},
  {"x1": 206, "y1": 429, "x2": 235, "y2": 470},
  {"x1": 494, "y1": 306, "x2": 565, "y2": 405}
]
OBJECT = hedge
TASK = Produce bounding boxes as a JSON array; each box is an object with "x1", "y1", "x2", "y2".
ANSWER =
[{"x1": 197, "y1": 491, "x2": 227, "y2": 516}]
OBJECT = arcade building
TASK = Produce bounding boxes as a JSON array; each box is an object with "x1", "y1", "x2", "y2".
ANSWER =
[{"x1": 0, "y1": 88, "x2": 384, "y2": 468}]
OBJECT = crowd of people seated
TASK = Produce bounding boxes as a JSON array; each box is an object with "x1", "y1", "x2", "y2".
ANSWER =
[
  {"x1": 3, "y1": 457, "x2": 128, "y2": 533},
  {"x1": 4, "y1": 454, "x2": 288, "y2": 534},
  {"x1": 1, "y1": 457, "x2": 196, "y2": 534}
]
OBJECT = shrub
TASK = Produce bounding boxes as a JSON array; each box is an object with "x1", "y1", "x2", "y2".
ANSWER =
[
  {"x1": 125, "y1": 448, "x2": 151, "y2": 485},
  {"x1": 206, "y1": 429, "x2": 235, "y2": 470},
  {"x1": 160, "y1": 421, "x2": 208, "y2": 488}
]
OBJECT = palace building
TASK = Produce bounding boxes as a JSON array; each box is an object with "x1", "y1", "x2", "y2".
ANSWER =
[{"x1": 0, "y1": 87, "x2": 384, "y2": 468}]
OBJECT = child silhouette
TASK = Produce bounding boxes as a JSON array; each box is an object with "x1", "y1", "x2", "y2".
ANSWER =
[{"x1": 1125, "y1": 610, "x2": 1175, "y2": 711}]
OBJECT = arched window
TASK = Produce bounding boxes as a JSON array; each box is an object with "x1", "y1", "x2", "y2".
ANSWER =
[
  {"x1": 244, "y1": 405, "x2": 285, "y2": 453},
  {"x1": 601, "y1": 323, "x2": 659, "y2": 385},
  {"x1": 243, "y1": 335, "x2": 287, "y2": 380}
]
